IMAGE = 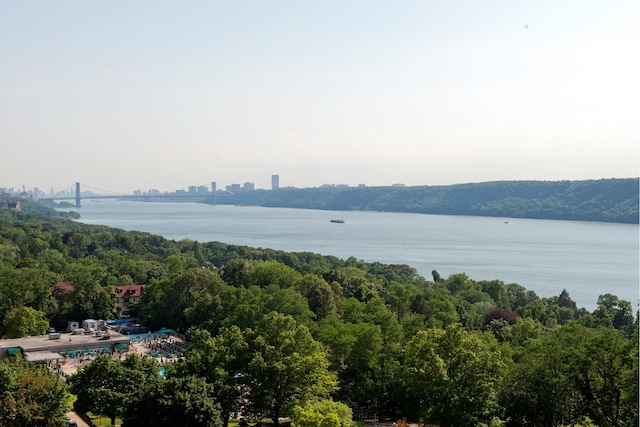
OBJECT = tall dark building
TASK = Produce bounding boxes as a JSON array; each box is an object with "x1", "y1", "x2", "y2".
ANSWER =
[{"x1": 271, "y1": 174, "x2": 279, "y2": 190}]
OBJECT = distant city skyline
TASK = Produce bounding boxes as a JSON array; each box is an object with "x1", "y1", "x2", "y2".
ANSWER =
[
  {"x1": 3, "y1": 174, "x2": 636, "y2": 201},
  {"x1": 1, "y1": 1, "x2": 638, "y2": 194},
  {"x1": 1, "y1": 174, "x2": 396, "y2": 198}
]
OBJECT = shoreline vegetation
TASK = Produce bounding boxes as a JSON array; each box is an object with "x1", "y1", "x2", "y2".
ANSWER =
[
  {"x1": 116, "y1": 178, "x2": 638, "y2": 224},
  {"x1": 0, "y1": 185, "x2": 638, "y2": 426},
  {"x1": 17, "y1": 177, "x2": 640, "y2": 224},
  {"x1": 207, "y1": 178, "x2": 639, "y2": 224}
]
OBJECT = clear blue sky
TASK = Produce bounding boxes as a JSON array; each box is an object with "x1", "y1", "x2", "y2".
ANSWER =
[{"x1": 1, "y1": 1, "x2": 638, "y2": 193}]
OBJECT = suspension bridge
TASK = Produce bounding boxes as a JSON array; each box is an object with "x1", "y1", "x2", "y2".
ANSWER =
[
  {"x1": 44, "y1": 183, "x2": 125, "y2": 207},
  {"x1": 44, "y1": 182, "x2": 214, "y2": 208}
]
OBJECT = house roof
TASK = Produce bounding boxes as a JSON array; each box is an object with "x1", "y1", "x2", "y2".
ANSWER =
[
  {"x1": 51, "y1": 282, "x2": 75, "y2": 297},
  {"x1": 114, "y1": 284, "x2": 146, "y2": 298}
]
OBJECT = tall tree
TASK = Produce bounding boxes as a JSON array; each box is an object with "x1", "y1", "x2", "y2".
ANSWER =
[
  {"x1": 122, "y1": 376, "x2": 221, "y2": 427},
  {"x1": 173, "y1": 326, "x2": 248, "y2": 427},
  {"x1": 317, "y1": 316, "x2": 383, "y2": 409},
  {"x1": 68, "y1": 354, "x2": 159, "y2": 426},
  {"x1": 293, "y1": 399, "x2": 354, "y2": 427},
  {"x1": 502, "y1": 324, "x2": 638, "y2": 427},
  {"x1": 246, "y1": 261, "x2": 302, "y2": 288},
  {"x1": 593, "y1": 294, "x2": 635, "y2": 333},
  {"x1": 244, "y1": 312, "x2": 337, "y2": 427},
  {"x1": 63, "y1": 259, "x2": 116, "y2": 320},
  {"x1": 296, "y1": 274, "x2": 338, "y2": 320},
  {"x1": 0, "y1": 356, "x2": 68, "y2": 427},
  {"x1": 2, "y1": 306, "x2": 49, "y2": 338},
  {"x1": 139, "y1": 268, "x2": 222, "y2": 331},
  {"x1": 403, "y1": 323, "x2": 508, "y2": 427}
]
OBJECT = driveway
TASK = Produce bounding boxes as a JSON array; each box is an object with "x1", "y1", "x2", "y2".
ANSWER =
[{"x1": 66, "y1": 412, "x2": 90, "y2": 427}]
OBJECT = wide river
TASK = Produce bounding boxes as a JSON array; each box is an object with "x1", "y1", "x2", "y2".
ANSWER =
[{"x1": 70, "y1": 199, "x2": 639, "y2": 311}]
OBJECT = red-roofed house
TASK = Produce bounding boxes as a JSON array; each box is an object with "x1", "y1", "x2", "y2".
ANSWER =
[
  {"x1": 51, "y1": 282, "x2": 75, "y2": 298},
  {"x1": 114, "y1": 285, "x2": 146, "y2": 309}
]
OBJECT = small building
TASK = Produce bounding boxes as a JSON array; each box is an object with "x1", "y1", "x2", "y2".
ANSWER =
[
  {"x1": 65, "y1": 321, "x2": 79, "y2": 333},
  {"x1": 82, "y1": 319, "x2": 99, "y2": 332},
  {"x1": 114, "y1": 285, "x2": 146, "y2": 309},
  {"x1": 0, "y1": 331, "x2": 131, "y2": 364},
  {"x1": 0, "y1": 200, "x2": 21, "y2": 211}
]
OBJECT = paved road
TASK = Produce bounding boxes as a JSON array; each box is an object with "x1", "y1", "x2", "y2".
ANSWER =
[{"x1": 66, "y1": 412, "x2": 90, "y2": 427}]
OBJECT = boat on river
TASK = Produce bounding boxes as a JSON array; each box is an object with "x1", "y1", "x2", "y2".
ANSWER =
[{"x1": 330, "y1": 219, "x2": 345, "y2": 223}]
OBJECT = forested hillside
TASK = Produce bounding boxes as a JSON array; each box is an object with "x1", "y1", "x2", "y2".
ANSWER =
[
  {"x1": 0, "y1": 205, "x2": 637, "y2": 426},
  {"x1": 210, "y1": 178, "x2": 639, "y2": 224}
]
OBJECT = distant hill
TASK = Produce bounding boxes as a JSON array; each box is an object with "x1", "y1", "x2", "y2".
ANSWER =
[
  {"x1": 208, "y1": 178, "x2": 639, "y2": 224},
  {"x1": 1, "y1": 196, "x2": 80, "y2": 219}
]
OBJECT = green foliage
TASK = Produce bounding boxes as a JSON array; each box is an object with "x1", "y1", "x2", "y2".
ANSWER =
[
  {"x1": 502, "y1": 324, "x2": 638, "y2": 427},
  {"x1": 246, "y1": 260, "x2": 303, "y2": 288},
  {"x1": 138, "y1": 268, "x2": 224, "y2": 331},
  {"x1": 593, "y1": 293, "x2": 635, "y2": 334},
  {"x1": 221, "y1": 259, "x2": 253, "y2": 287},
  {"x1": 2, "y1": 197, "x2": 79, "y2": 219},
  {"x1": 316, "y1": 315, "x2": 387, "y2": 409},
  {"x1": 561, "y1": 417, "x2": 599, "y2": 427},
  {"x1": 2, "y1": 306, "x2": 49, "y2": 338},
  {"x1": 0, "y1": 356, "x2": 68, "y2": 426},
  {"x1": 244, "y1": 312, "x2": 337, "y2": 426},
  {"x1": 296, "y1": 274, "x2": 338, "y2": 320},
  {"x1": 0, "y1": 199, "x2": 638, "y2": 426},
  {"x1": 121, "y1": 375, "x2": 222, "y2": 427},
  {"x1": 403, "y1": 324, "x2": 509, "y2": 427},
  {"x1": 212, "y1": 178, "x2": 640, "y2": 224},
  {"x1": 172, "y1": 326, "x2": 248, "y2": 426},
  {"x1": 68, "y1": 354, "x2": 161, "y2": 425},
  {"x1": 293, "y1": 399, "x2": 354, "y2": 427}
]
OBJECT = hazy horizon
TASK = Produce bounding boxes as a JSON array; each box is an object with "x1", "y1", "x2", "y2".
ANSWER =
[
  {"x1": 2, "y1": 1, "x2": 638, "y2": 194},
  {"x1": 3, "y1": 175, "x2": 639, "y2": 197}
]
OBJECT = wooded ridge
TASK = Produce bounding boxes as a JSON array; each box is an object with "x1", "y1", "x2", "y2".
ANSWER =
[{"x1": 209, "y1": 178, "x2": 639, "y2": 224}]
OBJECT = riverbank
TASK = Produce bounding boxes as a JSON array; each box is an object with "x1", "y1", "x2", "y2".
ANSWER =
[{"x1": 71, "y1": 200, "x2": 639, "y2": 310}]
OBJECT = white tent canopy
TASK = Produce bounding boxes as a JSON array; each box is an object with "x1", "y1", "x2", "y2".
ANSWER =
[{"x1": 24, "y1": 351, "x2": 64, "y2": 363}]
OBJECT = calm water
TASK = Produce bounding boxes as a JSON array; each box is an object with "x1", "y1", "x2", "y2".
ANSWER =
[{"x1": 70, "y1": 199, "x2": 639, "y2": 311}]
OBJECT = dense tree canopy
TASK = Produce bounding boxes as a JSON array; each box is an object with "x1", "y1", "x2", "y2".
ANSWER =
[
  {"x1": 2, "y1": 306, "x2": 49, "y2": 338},
  {"x1": 210, "y1": 178, "x2": 639, "y2": 224},
  {"x1": 172, "y1": 326, "x2": 248, "y2": 427},
  {"x1": 0, "y1": 356, "x2": 68, "y2": 427},
  {"x1": 68, "y1": 354, "x2": 161, "y2": 425},
  {"x1": 403, "y1": 324, "x2": 509, "y2": 426},
  {"x1": 0, "y1": 200, "x2": 637, "y2": 426},
  {"x1": 293, "y1": 400, "x2": 354, "y2": 427},
  {"x1": 121, "y1": 375, "x2": 222, "y2": 427},
  {"x1": 244, "y1": 312, "x2": 337, "y2": 427}
]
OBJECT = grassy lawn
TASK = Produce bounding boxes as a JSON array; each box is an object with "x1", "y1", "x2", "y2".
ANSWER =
[{"x1": 86, "y1": 412, "x2": 123, "y2": 427}]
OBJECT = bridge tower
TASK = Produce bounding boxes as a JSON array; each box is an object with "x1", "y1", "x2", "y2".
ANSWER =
[{"x1": 75, "y1": 182, "x2": 81, "y2": 208}]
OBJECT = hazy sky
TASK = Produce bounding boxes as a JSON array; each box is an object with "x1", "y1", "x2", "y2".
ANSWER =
[{"x1": 2, "y1": 1, "x2": 638, "y2": 194}]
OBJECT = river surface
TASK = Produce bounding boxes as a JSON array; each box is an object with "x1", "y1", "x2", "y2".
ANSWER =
[{"x1": 70, "y1": 199, "x2": 639, "y2": 311}]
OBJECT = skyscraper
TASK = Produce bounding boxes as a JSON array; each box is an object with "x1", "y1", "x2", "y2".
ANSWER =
[{"x1": 271, "y1": 174, "x2": 279, "y2": 190}]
